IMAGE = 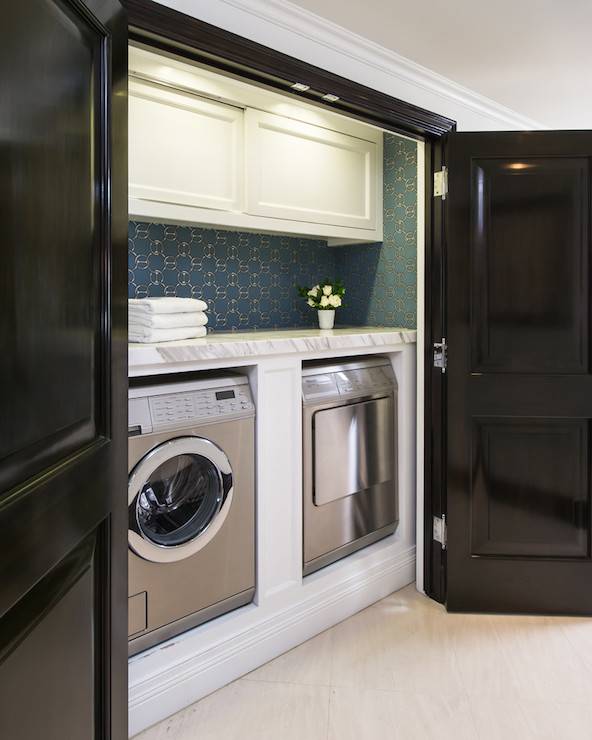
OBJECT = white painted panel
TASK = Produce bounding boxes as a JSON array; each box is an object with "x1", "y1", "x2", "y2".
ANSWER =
[
  {"x1": 128, "y1": 196, "x2": 381, "y2": 245},
  {"x1": 129, "y1": 44, "x2": 389, "y2": 143},
  {"x1": 129, "y1": 78, "x2": 243, "y2": 212},
  {"x1": 255, "y1": 358, "x2": 303, "y2": 599},
  {"x1": 245, "y1": 108, "x2": 380, "y2": 230},
  {"x1": 129, "y1": 45, "x2": 384, "y2": 242}
]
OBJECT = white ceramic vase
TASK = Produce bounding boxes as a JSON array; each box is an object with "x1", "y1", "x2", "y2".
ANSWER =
[{"x1": 318, "y1": 309, "x2": 335, "y2": 329}]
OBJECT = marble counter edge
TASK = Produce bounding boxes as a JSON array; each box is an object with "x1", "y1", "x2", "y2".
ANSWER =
[{"x1": 128, "y1": 328, "x2": 416, "y2": 370}]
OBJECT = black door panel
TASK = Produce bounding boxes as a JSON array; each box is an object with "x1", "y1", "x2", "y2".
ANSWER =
[
  {"x1": 0, "y1": 0, "x2": 109, "y2": 494},
  {"x1": 470, "y1": 156, "x2": 589, "y2": 374},
  {"x1": 470, "y1": 417, "x2": 589, "y2": 559},
  {"x1": 0, "y1": 0, "x2": 127, "y2": 736},
  {"x1": 0, "y1": 533, "x2": 100, "y2": 739},
  {"x1": 446, "y1": 131, "x2": 592, "y2": 615}
]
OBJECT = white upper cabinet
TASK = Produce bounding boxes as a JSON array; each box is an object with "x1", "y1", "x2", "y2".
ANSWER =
[
  {"x1": 129, "y1": 79, "x2": 243, "y2": 212},
  {"x1": 128, "y1": 46, "x2": 383, "y2": 245},
  {"x1": 245, "y1": 109, "x2": 379, "y2": 231}
]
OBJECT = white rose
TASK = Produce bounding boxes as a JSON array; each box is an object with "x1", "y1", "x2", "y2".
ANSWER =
[
  {"x1": 307, "y1": 287, "x2": 318, "y2": 297},
  {"x1": 320, "y1": 295, "x2": 330, "y2": 308},
  {"x1": 322, "y1": 285, "x2": 332, "y2": 296},
  {"x1": 329, "y1": 294, "x2": 341, "y2": 308},
  {"x1": 307, "y1": 298, "x2": 315, "y2": 307}
]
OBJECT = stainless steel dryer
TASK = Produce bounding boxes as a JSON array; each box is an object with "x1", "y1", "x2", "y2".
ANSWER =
[
  {"x1": 302, "y1": 357, "x2": 398, "y2": 575},
  {"x1": 127, "y1": 373, "x2": 255, "y2": 655}
]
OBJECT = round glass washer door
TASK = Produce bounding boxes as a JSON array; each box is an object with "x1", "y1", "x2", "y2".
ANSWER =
[{"x1": 128, "y1": 436, "x2": 233, "y2": 563}]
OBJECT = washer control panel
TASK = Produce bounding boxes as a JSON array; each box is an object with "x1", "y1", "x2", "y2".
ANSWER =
[
  {"x1": 129, "y1": 381, "x2": 254, "y2": 435},
  {"x1": 150, "y1": 386, "x2": 253, "y2": 426}
]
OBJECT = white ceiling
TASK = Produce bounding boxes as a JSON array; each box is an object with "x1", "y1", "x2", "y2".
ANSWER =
[{"x1": 289, "y1": 0, "x2": 592, "y2": 129}]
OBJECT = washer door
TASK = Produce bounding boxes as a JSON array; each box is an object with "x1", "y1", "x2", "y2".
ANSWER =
[{"x1": 128, "y1": 436, "x2": 233, "y2": 563}]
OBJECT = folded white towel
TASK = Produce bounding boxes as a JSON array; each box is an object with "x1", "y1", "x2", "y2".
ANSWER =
[
  {"x1": 129, "y1": 297, "x2": 208, "y2": 314},
  {"x1": 129, "y1": 311, "x2": 208, "y2": 330},
  {"x1": 129, "y1": 325, "x2": 208, "y2": 343}
]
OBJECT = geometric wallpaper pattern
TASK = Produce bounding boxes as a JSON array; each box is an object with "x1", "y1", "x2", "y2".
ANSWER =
[
  {"x1": 128, "y1": 132, "x2": 418, "y2": 332},
  {"x1": 128, "y1": 223, "x2": 336, "y2": 331},
  {"x1": 336, "y1": 134, "x2": 418, "y2": 329}
]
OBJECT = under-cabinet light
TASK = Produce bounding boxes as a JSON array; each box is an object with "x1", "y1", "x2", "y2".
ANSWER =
[
  {"x1": 322, "y1": 93, "x2": 340, "y2": 102},
  {"x1": 291, "y1": 82, "x2": 311, "y2": 92}
]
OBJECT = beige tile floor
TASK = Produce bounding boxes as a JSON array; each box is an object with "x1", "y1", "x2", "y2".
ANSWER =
[{"x1": 136, "y1": 585, "x2": 592, "y2": 740}]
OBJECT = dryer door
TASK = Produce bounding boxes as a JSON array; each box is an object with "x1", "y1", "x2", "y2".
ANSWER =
[{"x1": 128, "y1": 436, "x2": 233, "y2": 563}]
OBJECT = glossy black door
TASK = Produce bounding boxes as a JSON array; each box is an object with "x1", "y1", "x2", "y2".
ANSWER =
[
  {"x1": 446, "y1": 132, "x2": 592, "y2": 614},
  {"x1": 0, "y1": 1, "x2": 127, "y2": 737}
]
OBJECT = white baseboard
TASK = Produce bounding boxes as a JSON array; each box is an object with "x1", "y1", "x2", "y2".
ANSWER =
[{"x1": 129, "y1": 544, "x2": 415, "y2": 736}]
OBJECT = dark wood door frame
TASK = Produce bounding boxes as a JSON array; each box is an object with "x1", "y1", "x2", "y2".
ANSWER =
[
  {"x1": 122, "y1": 0, "x2": 452, "y2": 603},
  {"x1": 423, "y1": 139, "x2": 448, "y2": 603}
]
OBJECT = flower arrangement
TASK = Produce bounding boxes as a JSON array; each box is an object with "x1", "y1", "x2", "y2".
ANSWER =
[
  {"x1": 298, "y1": 279, "x2": 346, "y2": 309},
  {"x1": 297, "y1": 279, "x2": 345, "y2": 329}
]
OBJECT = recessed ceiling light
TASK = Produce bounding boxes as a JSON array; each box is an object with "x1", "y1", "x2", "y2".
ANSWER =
[
  {"x1": 322, "y1": 93, "x2": 340, "y2": 102},
  {"x1": 291, "y1": 82, "x2": 310, "y2": 92}
]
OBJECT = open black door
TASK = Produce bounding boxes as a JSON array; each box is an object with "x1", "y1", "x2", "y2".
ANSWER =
[
  {"x1": 0, "y1": 2, "x2": 127, "y2": 738},
  {"x1": 445, "y1": 131, "x2": 592, "y2": 615}
]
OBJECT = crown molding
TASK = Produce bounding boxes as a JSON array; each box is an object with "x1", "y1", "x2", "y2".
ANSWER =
[
  {"x1": 127, "y1": 0, "x2": 456, "y2": 137},
  {"x1": 218, "y1": 0, "x2": 546, "y2": 130}
]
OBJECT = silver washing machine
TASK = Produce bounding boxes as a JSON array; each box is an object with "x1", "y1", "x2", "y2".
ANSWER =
[
  {"x1": 302, "y1": 356, "x2": 398, "y2": 575},
  {"x1": 127, "y1": 372, "x2": 255, "y2": 655}
]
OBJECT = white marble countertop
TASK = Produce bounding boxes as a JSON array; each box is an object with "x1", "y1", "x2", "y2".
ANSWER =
[{"x1": 128, "y1": 326, "x2": 416, "y2": 375}]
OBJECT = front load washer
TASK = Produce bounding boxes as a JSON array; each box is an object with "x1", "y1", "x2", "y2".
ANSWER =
[{"x1": 127, "y1": 372, "x2": 255, "y2": 655}]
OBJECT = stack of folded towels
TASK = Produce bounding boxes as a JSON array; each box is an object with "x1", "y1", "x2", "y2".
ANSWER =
[{"x1": 129, "y1": 297, "x2": 209, "y2": 343}]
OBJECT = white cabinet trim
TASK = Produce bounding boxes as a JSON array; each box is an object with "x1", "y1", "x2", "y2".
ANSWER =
[
  {"x1": 245, "y1": 108, "x2": 380, "y2": 231},
  {"x1": 129, "y1": 45, "x2": 385, "y2": 244},
  {"x1": 129, "y1": 197, "x2": 382, "y2": 245},
  {"x1": 129, "y1": 77, "x2": 244, "y2": 213}
]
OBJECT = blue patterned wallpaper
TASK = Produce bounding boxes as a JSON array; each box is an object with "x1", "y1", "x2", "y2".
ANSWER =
[
  {"x1": 128, "y1": 223, "x2": 336, "y2": 331},
  {"x1": 128, "y1": 132, "x2": 418, "y2": 331},
  {"x1": 335, "y1": 134, "x2": 418, "y2": 329}
]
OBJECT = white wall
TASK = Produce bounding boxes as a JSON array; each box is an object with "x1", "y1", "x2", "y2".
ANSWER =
[{"x1": 154, "y1": 0, "x2": 545, "y2": 132}]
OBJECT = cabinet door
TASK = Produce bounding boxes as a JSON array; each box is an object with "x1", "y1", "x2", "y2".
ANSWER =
[
  {"x1": 129, "y1": 78, "x2": 243, "y2": 212},
  {"x1": 245, "y1": 109, "x2": 380, "y2": 230}
]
